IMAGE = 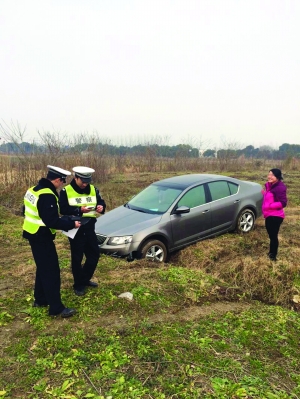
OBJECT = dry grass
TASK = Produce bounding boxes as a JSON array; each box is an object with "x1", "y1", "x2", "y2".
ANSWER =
[
  {"x1": 2, "y1": 152, "x2": 299, "y2": 212},
  {"x1": 1, "y1": 167, "x2": 300, "y2": 398},
  {"x1": 1, "y1": 165, "x2": 299, "y2": 310},
  {"x1": 171, "y1": 211, "x2": 300, "y2": 307}
]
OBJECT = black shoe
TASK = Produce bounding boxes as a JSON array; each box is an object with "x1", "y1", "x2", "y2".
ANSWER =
[
  {"x1": 33, "y1": 301, "x2": 48, "y2": 307},
  {"x1": 86, "y1": 281, "x2": 98, "y2": 288},
  {"x1": 268, "y1": 253, "x2": 277, "y2": 261},
  {"x1": 74, "y1": 288, "x2": 86, "y2": 296},
  {"x1": 60, "y1": 308, "x2": 76, "y2": 318}
]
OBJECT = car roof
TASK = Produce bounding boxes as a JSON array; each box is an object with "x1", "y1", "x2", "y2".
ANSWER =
[{"x1": 154, "y1": 174, "x2": 235, "y2": 189}]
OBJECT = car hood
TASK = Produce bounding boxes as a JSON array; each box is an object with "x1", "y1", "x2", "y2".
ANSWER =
[{"x1": 95, "y1": 205, "x2": 163, "y2": 236}]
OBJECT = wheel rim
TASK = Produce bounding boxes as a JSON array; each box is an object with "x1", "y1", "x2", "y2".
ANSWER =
[
  {"x1": 239, "y1": 212, "x2": 254, "y2": 232},
  {"x1": 145, "y1": 245, "x2": 165, "y2": 262}
]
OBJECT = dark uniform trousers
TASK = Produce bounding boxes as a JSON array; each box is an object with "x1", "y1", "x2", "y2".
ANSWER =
[
  {"x1": 29, "y1": 237, "x2": 65, "y2": 315},
  {"x1": 69, "y1": 223, "x2": 100, "y2": 290}
]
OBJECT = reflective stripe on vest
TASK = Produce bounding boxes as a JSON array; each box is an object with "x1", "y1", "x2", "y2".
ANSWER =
[
  {"x1": 23, "y1": 187, "x2": 57, "y2": 234},
  {"x1": 65, "y1": 184, "x2": 97, "y2": 218}
]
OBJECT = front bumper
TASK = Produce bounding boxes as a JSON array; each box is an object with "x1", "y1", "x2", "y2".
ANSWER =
[{"x1": 96, "y1": 234, "x2": 140, "y2": 258}]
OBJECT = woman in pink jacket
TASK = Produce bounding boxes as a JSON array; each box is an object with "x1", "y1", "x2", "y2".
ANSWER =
[{"x1": 262, "y1": 168, "x2": 287, "y2": 261}]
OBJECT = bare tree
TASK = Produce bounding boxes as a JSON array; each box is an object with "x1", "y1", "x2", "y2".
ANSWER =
[{"x1": 0, "y1": 119, "x2": 27, "y2": 148}]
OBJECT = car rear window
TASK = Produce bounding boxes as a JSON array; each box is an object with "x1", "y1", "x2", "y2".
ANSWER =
[
  {"x1": 208, "y1": 181, "x2": 231, "y2": 201},
  {"x1": 228, "y1": 182, "x2": 239, "y2": 195}
]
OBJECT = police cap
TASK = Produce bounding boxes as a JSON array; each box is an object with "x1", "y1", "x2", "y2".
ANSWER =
[
  {"x1": 47, "y1": 165, "x2": 71, "y2": 182},
  {"x1": 73, "y1": 166, "x2": 95, "y2": 183}
]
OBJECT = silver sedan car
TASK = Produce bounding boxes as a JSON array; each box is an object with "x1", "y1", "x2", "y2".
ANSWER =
[{"x1": 95, "y1": 174, "x2": 263, "y2": 262}]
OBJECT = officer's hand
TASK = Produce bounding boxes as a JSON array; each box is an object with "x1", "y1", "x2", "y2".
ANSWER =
[
  {"x1": 96, "y1": 205, "x2": 104, "y2": 213},
  {"x1": 74, "y1": 221, "x2": 81, "y2": 228},
  {"x1": 81, "y1": 206, "x2": 92, "y2": 213}
]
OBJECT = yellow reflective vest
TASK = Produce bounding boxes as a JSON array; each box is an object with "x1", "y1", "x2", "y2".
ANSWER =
[
  {"x1": 65, "y1": 184, "x2": 97, "y2": 218},
  {"x1": 23, "y1": 187, "x2": 57, "y2": 234}
]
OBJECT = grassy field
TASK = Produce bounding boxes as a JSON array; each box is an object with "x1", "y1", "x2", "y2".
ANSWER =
[{"x1": 1, "y1": 169, "x2": 300, "y2": 398}]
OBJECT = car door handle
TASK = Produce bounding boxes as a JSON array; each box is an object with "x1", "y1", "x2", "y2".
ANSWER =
[
  {"x1": 202, "y1": 209, "x2": 210, "y2": 213},
  {"x1": 234, "y1": 200, "x2": 240, "y2": 203}
]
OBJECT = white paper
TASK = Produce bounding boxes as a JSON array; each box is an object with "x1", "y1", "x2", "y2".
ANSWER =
[{"x1": 62, "y1": 228, "x2": 79, "y2": 239}]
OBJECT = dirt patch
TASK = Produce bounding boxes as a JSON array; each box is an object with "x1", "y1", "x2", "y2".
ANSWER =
[
  {"x1": 71, "y1": 301, "x2": 255, "y2": 332},
  {"x1": 0, "y1": 281, "x2": 15, "y2": 296},
  {"x1": 1, "y1": 300, "x2": 256, "y2": 340},
  {"x1": 136, "y1": 301, "x2": 253, "y2": 324},
  {"x1": 0, "y1": 320, "x2": 31, "y2": 356}
]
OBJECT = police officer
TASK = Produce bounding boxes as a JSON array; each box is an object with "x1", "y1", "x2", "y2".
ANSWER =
[
  {"x1": 23, "y1": 165, "x2": 81, "y2": 318},
  {"x1": 59, "y1": 166, "x2": 106, "y2": 296}
]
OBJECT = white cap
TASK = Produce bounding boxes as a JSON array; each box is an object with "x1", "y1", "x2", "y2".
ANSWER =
[
  {"x1": 72, "y1": 166, "x2": 95, "y2": 183},
  {"x1": 47, "y1": 165, "x2": 71, "y2": 181}
]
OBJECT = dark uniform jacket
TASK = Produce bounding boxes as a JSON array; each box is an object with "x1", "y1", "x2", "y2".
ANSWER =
[
  {"x1": 23, "y1": 178, "x2": 75, "y2": 240},
  {"x1": 59, "y1": 179, "x2": 106, "y2": 231}
]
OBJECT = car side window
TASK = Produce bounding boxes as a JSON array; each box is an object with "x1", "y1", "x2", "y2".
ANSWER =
[
  {"x1": 207, "y1": 181, "x2": 231, "y2": 201},
  {"x1": 228, "y1": 182, "x2": 238, "y2": 195},
  {"x1": 177, "y1": 185, "x2": 206, "y2": 209}
]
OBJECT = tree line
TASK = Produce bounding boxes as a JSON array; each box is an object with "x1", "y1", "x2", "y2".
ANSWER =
[{"x1": 0, "y1": 141, "x2": 299, "y2": 159}]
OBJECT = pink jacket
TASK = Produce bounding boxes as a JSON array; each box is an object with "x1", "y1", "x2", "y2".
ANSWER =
[{"x1": 262, "y1": 181, "x2": 287, "y2": 219}]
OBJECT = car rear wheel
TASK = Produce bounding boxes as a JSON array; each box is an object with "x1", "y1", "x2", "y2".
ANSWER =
[
  {"x1": 236, "y1": 209, "x2": 255, "y2": 233},
  {"x1": 140, "y1": 240, "x2": 167, "y2": 262}
]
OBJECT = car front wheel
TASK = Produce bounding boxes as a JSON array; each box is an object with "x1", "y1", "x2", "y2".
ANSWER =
[
  {"x1": 236, "y1": 209, "x2": 255, "y2": 233},
  {"x1": 140, "y1": 240, "x2": 167, "y2": 262}
]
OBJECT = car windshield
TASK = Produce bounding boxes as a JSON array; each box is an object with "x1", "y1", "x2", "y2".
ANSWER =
[{"x1": 128, "y1": 184, "x2": 183, "y2": 214}]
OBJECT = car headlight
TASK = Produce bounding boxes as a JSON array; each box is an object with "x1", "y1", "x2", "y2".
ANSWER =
[{"x1": 107, "y1": 236, "x2": 133, "y2": 245}]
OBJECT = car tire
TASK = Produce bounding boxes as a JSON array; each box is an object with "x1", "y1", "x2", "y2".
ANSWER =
[
  {"x1": 140, "y1": 240, "x2": 168, "y2": 262},
  {"x1": 236, "y1": 208, "x2": 255, "y2": 233}
]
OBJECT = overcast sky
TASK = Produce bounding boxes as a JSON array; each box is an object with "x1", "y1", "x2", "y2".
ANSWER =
[{"x1": 1, "y1": 0, "x2": 299, "y2": 149}]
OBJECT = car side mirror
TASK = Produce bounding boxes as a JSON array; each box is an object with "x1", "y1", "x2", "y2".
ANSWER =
[{"x1": 174, "y1": 205, "x2": 190, "y2": 214}]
